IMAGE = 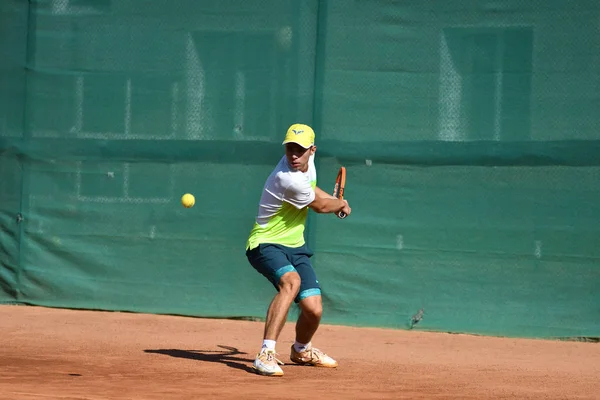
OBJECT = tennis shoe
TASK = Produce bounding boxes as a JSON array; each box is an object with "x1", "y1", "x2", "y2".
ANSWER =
[
  {"x1": 290, "y1": 344, "x2": 338, "y2": 368},
  {"x1": 252, "y1": 349, "x2": 284, "y2": 376}
]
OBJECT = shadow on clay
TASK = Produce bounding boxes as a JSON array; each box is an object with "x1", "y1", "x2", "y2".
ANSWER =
[{"x1": 144, "y1": 345, "x2": 256, "y2": 374}]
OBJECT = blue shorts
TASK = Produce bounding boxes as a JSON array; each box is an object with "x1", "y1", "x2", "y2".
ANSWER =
[{"x1": 246, "y1": 243, "x2": 321, "y2": 303}]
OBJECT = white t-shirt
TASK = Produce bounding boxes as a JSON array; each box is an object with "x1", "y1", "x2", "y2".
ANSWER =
[{"x1": 246, "y1": 154, "x2": 317, "y2": 250}]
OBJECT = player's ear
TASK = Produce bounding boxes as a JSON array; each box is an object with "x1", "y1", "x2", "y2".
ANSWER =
[{"x1": 310, "y1": 145, "x2": 317, "y2": 154}]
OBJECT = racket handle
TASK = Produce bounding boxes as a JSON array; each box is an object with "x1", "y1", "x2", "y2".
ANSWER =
[{"x1": 337, "y1": 211, "x2": 347, "y2": 219}]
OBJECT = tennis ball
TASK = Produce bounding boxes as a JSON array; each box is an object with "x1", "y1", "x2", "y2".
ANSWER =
[{"x1": 181, "y1": 193, "x2": 195, "y2": 208}]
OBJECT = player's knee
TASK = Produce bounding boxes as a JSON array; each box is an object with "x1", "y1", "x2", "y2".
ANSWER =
[
  {"x1": 305, "y1": 306, "x2": 322, "y2": 322},
  {"x1": 278, "y1": 272, "x2": 301, "y2": 296},
  {"x1": 301, "y1": 297, "x2": 322, "y2": 321}
]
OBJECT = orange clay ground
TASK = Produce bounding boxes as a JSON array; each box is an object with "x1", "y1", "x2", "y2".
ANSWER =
[{"x1": 1, "y1": 305, "x2": 598, "y2": 399}]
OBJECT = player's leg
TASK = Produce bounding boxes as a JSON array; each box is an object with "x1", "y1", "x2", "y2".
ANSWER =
[
  {"x1": 246, "y1": 243, "x2": 300, "y2": 376},
  {"x1": 288, "y1": 245, "x2": 338, "y2": 368},
  {"x1": 263, "y1": 269, "x2": 301, "y2": 343},
  {"x1": 295, "y1": 294, "x2": 322, "y2": 345}
]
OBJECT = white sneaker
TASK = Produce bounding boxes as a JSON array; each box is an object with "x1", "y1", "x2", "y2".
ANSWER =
[
  {"x1": 252, "y1": 349, "x2": 284, "y2": 376},
  {"x1": 290, "y1": 344, "x2": 338, "y2": 368}
]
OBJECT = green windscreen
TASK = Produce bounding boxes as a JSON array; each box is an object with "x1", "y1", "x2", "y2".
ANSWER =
[{"x1": 1, "y1": 0, "x2": 599, "y2": 339}]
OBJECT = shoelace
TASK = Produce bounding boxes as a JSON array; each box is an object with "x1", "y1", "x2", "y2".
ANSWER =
[
  {"x1": 309, "y1": 347, "x2": 325, "y2": 362},
  {"x1": 261, "y1": 351, "x2": 284, "y2": 365}
]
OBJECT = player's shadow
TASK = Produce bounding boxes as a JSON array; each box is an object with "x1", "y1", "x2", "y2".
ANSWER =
[{"x1": 144, "y1": 345, "x2": 255, "y2": 374}]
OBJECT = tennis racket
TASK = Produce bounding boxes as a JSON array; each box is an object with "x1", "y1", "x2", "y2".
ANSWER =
[{"x1": 332, "y1": 166, "x2": 347, "y2": 219}]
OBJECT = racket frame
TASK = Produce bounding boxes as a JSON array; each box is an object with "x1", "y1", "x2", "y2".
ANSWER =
[{"x1": 333, "y1": 166, "x2": 347, "y2": 219}]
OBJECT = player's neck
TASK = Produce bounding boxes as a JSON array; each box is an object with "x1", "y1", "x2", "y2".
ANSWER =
[{"x1": 286, "y1": 159, "x2": 309, "y2": 173}]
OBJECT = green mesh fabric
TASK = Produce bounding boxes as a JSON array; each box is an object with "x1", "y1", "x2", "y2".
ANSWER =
[{"x1": 1, "y1": 0, "x2": 599, "y2": 339}]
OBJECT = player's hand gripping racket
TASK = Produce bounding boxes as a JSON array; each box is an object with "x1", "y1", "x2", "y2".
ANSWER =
[{"x1": 333, "y1": 166, "x2": 347, "y2": 219}]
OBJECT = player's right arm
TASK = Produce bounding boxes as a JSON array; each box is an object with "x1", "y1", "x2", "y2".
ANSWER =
[
  {"x1": 283, "y1": 176, "x2": 351, "y2": 216},
  {"x1": 314, "y1": 186, "x2": 338, "y2": 200},
  {"x1": 308, "y1": 188, "x2": 351, "y2": 216}
]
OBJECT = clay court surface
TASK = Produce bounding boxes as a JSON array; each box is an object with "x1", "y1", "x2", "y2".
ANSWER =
[{"x1": 1, "y1": 305, "x2": 599, "y2": 399}]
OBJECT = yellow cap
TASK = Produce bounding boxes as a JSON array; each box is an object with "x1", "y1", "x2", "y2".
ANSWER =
[{"x1": 282, "y1": 123, "x2": 315, "y2": 149}]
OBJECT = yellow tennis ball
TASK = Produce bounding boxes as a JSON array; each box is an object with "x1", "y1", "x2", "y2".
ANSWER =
[{"x1": 181, "y1": 193, "x2": 195, "y2": 208}]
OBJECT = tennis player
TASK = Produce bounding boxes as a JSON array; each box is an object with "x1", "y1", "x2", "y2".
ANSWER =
[{"x1": 245, "y1": 123, "x2": 351, "y2": 376}]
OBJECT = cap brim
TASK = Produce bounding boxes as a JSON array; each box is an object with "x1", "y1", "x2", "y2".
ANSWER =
[{"x1": 282, "y1": 139, "x2": 312, "y2": 149}]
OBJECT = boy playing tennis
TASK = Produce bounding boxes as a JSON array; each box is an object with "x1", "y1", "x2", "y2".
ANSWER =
[{"x1": 245, "y1": 123, "x2": 351, "y2": 376}]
